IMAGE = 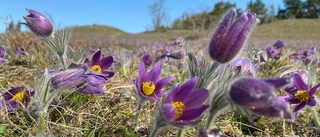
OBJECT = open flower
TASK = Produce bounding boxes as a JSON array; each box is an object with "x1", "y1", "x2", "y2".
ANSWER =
[
  {"x1": 22, "y1": 9, "x2": 53, "y2": 38},
  {"x1": 284, "y1": 74, "x2": 320, "y2": 115},
  {"x1": 131, "y1": 60, "x2": 175, "y2": 103},
  {"x1": 208, "y1": 8, "x2": 257, "y2": 63},
  {"x1": 0, "y1": 86, "x2": 34, "y2": 111},
  {"x1": 161, "y1": 77, "x2": 209, "y2": 126},
  {"x1": 229, "y1": 77, "x2": 294, "y2": 120},
  {"x1": 87, "y1": 49, "x2": 114, "y2": 78},
  {"x1": 230, "y1": 57, "x2": 256, "y2": 77}
]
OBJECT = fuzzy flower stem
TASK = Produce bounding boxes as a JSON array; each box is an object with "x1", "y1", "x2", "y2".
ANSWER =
[
  {"x1": 312, "y1": 108, "x2": 320, "y2": 127},
  {"x1": 149, "y1": 126, "x2": 162, "y2": 137},
  {"x1": 205, "y1": 112, "x2": 216, "y2": 129},
  {"x1": 177, "y1": 128, "x2": 184, "y2": 137},
  {"x1": 37, "y1": 110, "x2": 47, "y2": 137},
  {"x1": 134, "y1": 99, "x2": 143, "y2": 124}
]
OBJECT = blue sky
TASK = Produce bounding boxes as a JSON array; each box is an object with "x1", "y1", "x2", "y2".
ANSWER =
[{"x1": 0, "y1": 0, "x2": 284, "y2": 34}]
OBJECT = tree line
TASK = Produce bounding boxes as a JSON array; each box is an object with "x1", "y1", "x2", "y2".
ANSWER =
[{"x1": 170, "y1": 0, "x2": 319, "y2": 31}]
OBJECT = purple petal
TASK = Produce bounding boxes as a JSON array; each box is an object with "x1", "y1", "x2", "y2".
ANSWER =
[
  {"x1": 293, "y1": 102, "x2": 306, "y2": 113},
  {"x1": 284, "y1": 86, "x2": 298, "y2": 95},
  {"x1": 138, "y1": 60, "x2": 146, "y2": 83},
  {"x1": 183, "y1": 88, "x2": 209, "y2": 110},
  {"x1": 285, "y1": 96, "x2": 301, "y2": 104},
  {"x1": 262, "y1": 78, "x2": 291, "y2": 88},
  {"x1": 307, "y1": 98, "x2": 316, "y2": 106},
  {"x1": 101, "y1": 70, "x2": 115, "y2": 78},
  {"x1": 6, "y1": 102, "x2": 20, "y2": 111},
  {"x1": 178, "y1": 105, "x2": 209, "y2": 121},
  {"x1": 78, "y1": 85, "x2": 105, "y2": 94},
  {"x1": 162, "y1": 104, "x2": 177, "y2": 122},
  {"x1": 293, "y1": 74, "x2": 308, "y2": 90},
  {"x1": 99, "y1": 56, "x2": 113, "y2": 70},
  {"x1": 165, "y1": 84, "x2": 180, "y2": 104},
  {"x1": 173, "y1": 77, "x2": 198, "y2": 102},
  {"x1": 155, "y1": 77, "x2": 176, "y2": 91},
  {"x1": 309, "y1": 83, "x2": 320, "y2": 95},
  {"x1": 146, "y1": 61, "x2": 161, "y2": 82},
  {"x1": 90, "y1": 50, "x2": 101, "y2": 66}
]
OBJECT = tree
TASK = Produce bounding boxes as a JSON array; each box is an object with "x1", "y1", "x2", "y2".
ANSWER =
[
  {"x1": 304, "y1": 0, "x2": 320, "y2": 18},
  {"x1": 284, "y1": 0, "x2": 304, "y2": 18},
  {"x1": 247, "y1": 0, "x2": 268, "y2": 23},
  {"x1": 148, "y1": 0, "x2": 169, "y2": 32}
]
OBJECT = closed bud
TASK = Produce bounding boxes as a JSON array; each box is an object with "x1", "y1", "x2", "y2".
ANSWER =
[
  {"x1": 208, "y1": 8, "x2": 257, "y2": 63},
  {"x1": 273, "y1": 39, "x2": 285, "y2": 49},
  {"x1": 166, "y1": 50, "x2": 185, "y2": 59},
  {"x1": 22, "y1": 9, "x2": 53, "y2": 38}
]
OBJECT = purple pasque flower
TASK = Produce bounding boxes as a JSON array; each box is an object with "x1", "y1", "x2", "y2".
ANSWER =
[
  {"x1": 157, "y1": 44, "x2": 170, "y2": 52},
  {"x1": 266, "y1": 46, "x2": 282, "y2": 59},
  {"x1": 51, "y1": 64, "x2": 109, "y2": 94},
  {"x1": 208, "y1": 8, "x2": 257, "y2": 63},
  {"x1": 166, "y1": 50, "x2": 185, "y2": 59},
  {"x1": 141, "y1": 52, "x2": 154, "y2": 66},
  {"x1": 172, "y1": 37, "x2": 185, "y2": 46},
  {"x1": 289, "y1": 53, "x2": 300, "y2": 61},
  {"x1": 0, "y1": 86, "x2": 34, "y2": 111},
  {"x1": 229, "y1": 77, "x2": 294, "y2": 120},
  {"x1": 0, "y1": 46, "x2": 8, "y2": 66},
  {"x1": 87, "y1": 49, "x2": 114, "y2": 78},
  {"x1": 273, "y1": 39, "x2": 285, "y2": 49},
  {"x1": 22, "y1": 9, "x2": 53, "y2": 38},
  {"x1": 284, "y1": 74, "x2": 320, "y2": 115},
  {"x1": 280, "y1": 68, "x2": 308, "y2": 84},
  {"x1": 15, "y1": 46, "x2": 26, "y2": 56},
  {"x1": 131, "y1": 60, "x2": 175, "y2": 103},
  {"x1": 161, "y1": 77, "x2": 209, "y2": 126},
  {"x1": 230, "y1": 57, "x2": 256, "y2": 77}
]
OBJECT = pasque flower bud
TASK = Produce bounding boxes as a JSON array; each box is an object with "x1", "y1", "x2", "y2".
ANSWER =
[
  {"x1": 208, "y1": 8, "x2": 257, "y2": 63},
  {"x1": 22, "y1": 9, "x2": 53, "y2": 38}
]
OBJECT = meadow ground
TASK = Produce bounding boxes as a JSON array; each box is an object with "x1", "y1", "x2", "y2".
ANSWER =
[{"x1": 0, "y1": 19, "x2": 320, "y2": 136}]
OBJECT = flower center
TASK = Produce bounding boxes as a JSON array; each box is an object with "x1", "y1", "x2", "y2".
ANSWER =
[
  {"x1": 14, "y1": 91, "x2": 26, "y2": 102},
  {"x1": 171, "y1": 101, "x2": 185, "y2": 119},
  {"x1": 142, "y1": 81, "x2": 156, "y2": 96},
  {"x1": 294, "y1": 90, "x2": 310, "y2": 102},
  {"x1": 91, "y1": 65, "x2": 102, "y2": 73}
]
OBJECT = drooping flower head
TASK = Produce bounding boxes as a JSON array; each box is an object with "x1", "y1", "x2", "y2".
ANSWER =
[
  {"x1": 0, "y1": 86, "x2": 34, "y2": 111},
  {"x1": 208, "y1": 8, "x2": 257, "y2": 63},
  {"x1": 198, "y1": 128, "x2": 227, "y2": 137},
  {"x1": 131, "y1": 60, "x2": 175, "y2": 103},
  {"x1": 230, "y1": 57, "x2": 256, "y2": 77},
  {"x1": 51, "y1": 64, "x2": 109, "y2": 94},
  {"x1": 284, "y1": 74, "x2": 320, "y2": 115},
  {"x1": 166, "y1": 50, "x2": 185, "y2": 60},
  {"x1": 86, "y1": 49, "x2": 114, "y2": 79},
  {"x1": 161, "y1": 77, "x2": 209, "y2": 126},
  {"x1": 229, "y1": 77, "x2": 294, "y2": 120},
  {"x1": 22, "y1": 9, "x2": 53, "y2": 38}
]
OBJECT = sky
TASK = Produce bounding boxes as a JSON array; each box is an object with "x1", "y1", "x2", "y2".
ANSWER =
[{"x1": 0, "y1": 0, "x2": 284, "y2": 34}]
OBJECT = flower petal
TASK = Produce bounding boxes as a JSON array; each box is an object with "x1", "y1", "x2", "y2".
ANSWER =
[
  {"x1": 155, "y1": 76, "x2": 176, "y2": 92},
  {"x1": 146, "y1": 61, "x2": 161, "y2": 81},
  {"x1": 162, "y1": 104, "x2": 177, "y2": 122},
  {"x1": 178, "y1": 105, "x2": 209, "y2": 121},
  {"x1": 262, "y1": 77, "x2": 291, "y2": 88},
  {"x1": 99, "y1": 56, "x2": 113, "y2": 70},
  {"x1": 285, "y1": 96, "x2": 301, "y2": 104},
  {"x1": 183, "y1": 88, "x2": 209, "y2": 110},
  {"x1": 165, "y1": 84, "x2": 180, "y2": 104},
  {"x1": 138, "y1": 60, "x2": 146, "y2": 82},
  {"x1": 293, "y1": 102, "x2": 306, "y2": 113},
  {"x1": 173, "y1": 77, "x2": 198, "y2": 102},
  {"x1": 309, "y1": 83, "x2": 320, "y2": 95},
  {"x1": 90, "y1": 50, "x2": 101, "y2": 66},
  {"x1": 293, "y1": 74, "x2": 308, "y2": 90},
  {"x1": 307, "y1": 98, "x2": 316, "y2": 106}
]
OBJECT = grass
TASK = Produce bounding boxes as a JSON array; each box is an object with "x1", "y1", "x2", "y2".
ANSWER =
[{"x1": 0, "y1": 18, "x2": 320, "y2": 136}]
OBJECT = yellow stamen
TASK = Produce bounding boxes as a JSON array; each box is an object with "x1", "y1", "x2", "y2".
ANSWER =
[
  {"x1": 142, "y1": 81, "x2": 156, "y2": 96},
  {"x1": 14, "y1": 91, "x2": 26, "y2": 102},
  {"x1": 171, "y1": 101, "x2": 185, "y2": 119},
  {"x1": 91, "y1": 65, "x2": 102, "y2": 73},
  {"x1": 294, "y1": 90, "x2": 310, "y2": 102},
  {"x1": 160, "y1": 47, "x2": 164, "y2": 51}
]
